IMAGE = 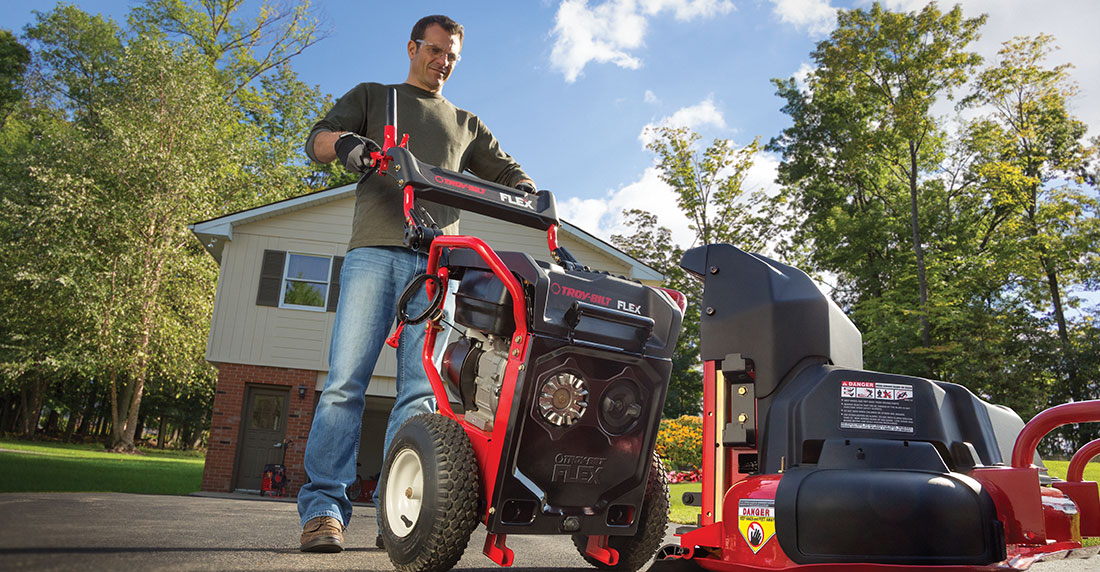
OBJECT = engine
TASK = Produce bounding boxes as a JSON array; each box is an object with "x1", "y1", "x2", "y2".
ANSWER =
[{"x1": 442, "y1": 329, "x2": 512, "y2": 430}]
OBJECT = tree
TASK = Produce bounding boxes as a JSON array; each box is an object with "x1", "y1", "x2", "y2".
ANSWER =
[
  {"x1": 3, "y1": 1, "x2": 330, "y2": 451},
  {"x1": 0, "y1": 30, "x2": 30, "y2": 121},
  {"x1": 129, "y1": 0, "x2": 325, "y2": 103},
  {"x1": 770, "y1": 2, "x2": 987, "y2": 376},
  {"x1": 963, "y1": 35, "x2": 1100, "y2": 450}
]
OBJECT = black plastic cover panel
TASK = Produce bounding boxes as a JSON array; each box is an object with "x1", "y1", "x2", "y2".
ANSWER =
[
  {"x1": 449, "y1": 250, "x2": 682, "y2": 360},
  {"x1": 775, "y1": 465, "x2": 1005, "y2": 565},
  {"x1": 759, "y1": 363, "x2": 1026, "y2": 475},
  {"x1": 680, "y1": 244, "x2": 861, "y2": 397}
]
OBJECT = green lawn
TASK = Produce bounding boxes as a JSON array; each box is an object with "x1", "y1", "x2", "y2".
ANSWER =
[
  {"x1": 0, "y1": 438, "x2": 205, "y2": 495},
  {"x1": 669, "y1": 482, "x2": 700, "y2": 524},
  {"x1": 666, "y1": 461, "x2": 1100, "y2": 525}
]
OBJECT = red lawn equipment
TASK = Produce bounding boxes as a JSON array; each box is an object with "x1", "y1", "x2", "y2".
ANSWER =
[
  {"x1": 260, "y1": 439, "x2": 292, "y2": 497},
  {"x1": 651, "y1": 243, "x2": 1100, "y2": 571},
  {"x1": 371, "y1": 88, "x2": 685, "y2": 572}
]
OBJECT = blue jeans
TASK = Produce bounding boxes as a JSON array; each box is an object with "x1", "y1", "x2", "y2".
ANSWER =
[{"x1": 298, "y1": 246, "x2": 438, "y2": 529}]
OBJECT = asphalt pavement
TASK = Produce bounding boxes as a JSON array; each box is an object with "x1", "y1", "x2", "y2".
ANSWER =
[{"x1": 0, "y1": 492, "x2": 1095, "y2": 571}]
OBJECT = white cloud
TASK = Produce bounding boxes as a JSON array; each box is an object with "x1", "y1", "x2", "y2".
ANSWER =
[
  {"x1": 769, "y1": 0, "x2": 837, "y2": 36},
  {"x1": 639, "y1": 0, "x2": 737, "y2": 20},
  {"x1": 792, "y1": 61, "x2": 816, "y2": 92},
  {"x1": 558, "y1": 166, "x2": 698, "y2": 247},
  {"x1": 638, "y1": 96, "x2": 727, "y2": 146},
  {"x1": 550, "y1": 0, "x2": 734, "y2": 83},
  {"x1": 644, "y1": 89, "x2": 660, "y2": 104}
]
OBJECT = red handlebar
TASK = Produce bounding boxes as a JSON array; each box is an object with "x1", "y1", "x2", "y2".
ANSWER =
[{"x1": 1011, "y1": 400, "x2": 1100, "y2": 468}]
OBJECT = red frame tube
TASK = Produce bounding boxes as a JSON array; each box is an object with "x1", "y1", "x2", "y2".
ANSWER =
[
  {"x1": 1011, "y1": 400, "x2": 1100, "y2": 468},
  {"x1": 417, "y1": 234, "x2": 530, "y2": 521},
  {"x1": 1069, "y1": 438, "x2": 1100, "y2": 482},
  {"x1": 701, "y1": 359, "x2": 718, "y2": 526}
]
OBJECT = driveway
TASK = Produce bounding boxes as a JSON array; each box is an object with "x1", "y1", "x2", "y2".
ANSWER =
[{"x1": 0, "y1": 492, "x2": 1094, "y2": 571}]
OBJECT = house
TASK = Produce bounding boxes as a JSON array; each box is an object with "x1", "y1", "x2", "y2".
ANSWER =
[{"x1": 189, "y1": 183, "x2": 663, "y2": 496}]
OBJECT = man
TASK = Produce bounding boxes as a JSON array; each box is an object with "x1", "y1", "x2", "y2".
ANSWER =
[{"x1": 297, "y1": 15, "x2": 534, "y2": 553}]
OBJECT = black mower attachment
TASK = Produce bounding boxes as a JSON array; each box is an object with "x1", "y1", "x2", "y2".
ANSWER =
[{"x1": 652, "y1": 243, "x2": 1100, "y2": 572}]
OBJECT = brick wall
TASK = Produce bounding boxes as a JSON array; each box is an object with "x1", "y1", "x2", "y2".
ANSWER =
[{"x1": 202, "y1": 362, "x2": 318, "y2": 496}]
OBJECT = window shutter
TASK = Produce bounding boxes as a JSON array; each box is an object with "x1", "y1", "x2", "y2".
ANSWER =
[
  {"x1": 256, "y1": 250, "x2": 286, "y2": 307},
  {"x1": 327, "y1": 256, "x2": 344, "y2": 312}
]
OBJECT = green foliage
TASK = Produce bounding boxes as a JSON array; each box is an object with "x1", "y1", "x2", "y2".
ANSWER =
[
  {"x1": 655, "y1": 415, "x2": 703, "y2": 471},
  {"x1": 771, "y1": 1, "x2": 988, "y2": 375},
  {"x1": 283, "y1": 280, "x2": 325, "y2": 307},
  {"x1": 0, "y1": 1, "x2": 331, "y2": 450},
  {"x1": 0, "y1": 29, "x2": 30, "y2": 120},
  {"x1": 770, "y1": 4, "x2": 1100, "y2": 453}
]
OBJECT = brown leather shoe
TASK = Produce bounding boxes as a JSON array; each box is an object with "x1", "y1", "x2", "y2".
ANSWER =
[{"x1": 300, "y1": 516, "x2": 344, "y2": 553}]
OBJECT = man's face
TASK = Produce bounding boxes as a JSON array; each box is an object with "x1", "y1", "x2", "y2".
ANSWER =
[{"x1": 407, "y1": 24, "x2": 462, "y2": 93}]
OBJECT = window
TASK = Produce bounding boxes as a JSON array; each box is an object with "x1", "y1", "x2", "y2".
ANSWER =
[
  {"x1": 281, "y1": 253, "x2": 332, "y2": 310},
  {"x1": 257, "y1": 250, "x2": 343, "y2": 312}
]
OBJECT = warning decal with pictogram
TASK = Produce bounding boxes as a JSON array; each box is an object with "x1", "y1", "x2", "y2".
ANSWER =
[{"x1": 738, "y1": 498, "x2": 776, "y2": 554}]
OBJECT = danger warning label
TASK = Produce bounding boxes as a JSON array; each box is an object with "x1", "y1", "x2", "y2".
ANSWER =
[
  {"x1": 839, "y1": 380, "x2": 915, "y2": 433},
  {"x1": 737, "y1": 499, "x2": 775, "y2": 554}
]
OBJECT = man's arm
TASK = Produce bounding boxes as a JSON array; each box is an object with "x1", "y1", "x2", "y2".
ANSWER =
[
  {"x1": 310, "y1": 130, "x2": 349, "y2": 164},
  {"x1": 466, "y1": 118, "x2": 535, "y2": 191}
]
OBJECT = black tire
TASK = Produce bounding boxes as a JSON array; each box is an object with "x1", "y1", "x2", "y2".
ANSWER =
[
  {"x1": 573, "y1": 453, "x2": 670, "y2": 572},
  {"x1": 347, "y1": 477, "x2": 362, "y2": 502},
  {"x1": 379, "y1": 413, "x2": 480, "y2": 572}
]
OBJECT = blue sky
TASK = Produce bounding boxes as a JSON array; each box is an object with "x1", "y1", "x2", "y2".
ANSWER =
[{"x1": 3, "y1": 0, "x2": 1098, "y2": 249}]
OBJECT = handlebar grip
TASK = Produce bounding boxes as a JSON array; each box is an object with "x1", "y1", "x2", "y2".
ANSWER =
[{"x1": 387, "y1": 87, "x2": 397, "y2": 128}]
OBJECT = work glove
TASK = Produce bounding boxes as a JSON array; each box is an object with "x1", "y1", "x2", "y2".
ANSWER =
[
  {"x1": 334, "y1": 132, "x2": 381, "y2": 174},
  {"x1": 515, "y1": 181, "x2": 536, "y2": 194}
]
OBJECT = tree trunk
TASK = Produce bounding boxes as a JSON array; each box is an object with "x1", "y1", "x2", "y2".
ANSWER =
[
  {"x1": 109, "y1": 365, "x2": 131, "y2": 450},
  {"x1": 64, "y1": 410, "x2": 81, "y2": 442},
  {"x1": 114, "y1": 229, "x2": 167, "y2": 452},
  {"x1": 75, "y1": 387, "x2": 98, "y2": 438},
  {"x1": 19, "y1": 378, "x2": 47, "y2": 439},
  {"x1": 908, "y1": 142, "x2": 931, "y2": 351},
  {"x1": 0, "y1": 395, "x2": 12, "y2": 434},
  {"x1": 44, "y1": 408, "x2": 60, "y2": 436}
]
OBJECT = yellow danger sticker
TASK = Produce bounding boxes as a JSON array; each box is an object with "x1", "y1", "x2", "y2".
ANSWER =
[{"x1": 738, "y1": 499, "x2": 776, "y2": 554}]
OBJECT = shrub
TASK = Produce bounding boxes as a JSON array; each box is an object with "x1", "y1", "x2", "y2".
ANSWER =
[{"x1": 656, "y1": 415, "x2": 703, "y2": 471}]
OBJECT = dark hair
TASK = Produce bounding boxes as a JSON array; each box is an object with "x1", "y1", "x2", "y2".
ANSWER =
[{"x1": 411, "y1": 15, "x2": 464, "y2": 43}]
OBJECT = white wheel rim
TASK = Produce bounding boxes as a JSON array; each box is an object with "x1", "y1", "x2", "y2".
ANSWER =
[{"x1": 385, "y1": 448, "x2": 424, "y2": 538}]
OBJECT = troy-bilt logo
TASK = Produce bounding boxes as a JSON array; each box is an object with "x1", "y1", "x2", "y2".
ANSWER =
[
  {"x1": 550, "y1": 282, "x2": 643, "y2": 314},
  {"x1": 552, "y1": 454, "x2": 605, "y2": 485},
  {"x1": 434, "y1": 175, "x2": 485, "y2": 194},
  {"x1": 551, "y1": 281, "x2": 612, "y2": 306},
  {"x1": 500, "y1": 192, "x2": 534, "y2": 210}
]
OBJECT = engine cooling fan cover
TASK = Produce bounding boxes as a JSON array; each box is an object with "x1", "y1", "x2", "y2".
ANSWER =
[{"x1": 537, "y1": 372, "x2": 588, "y2": 426}]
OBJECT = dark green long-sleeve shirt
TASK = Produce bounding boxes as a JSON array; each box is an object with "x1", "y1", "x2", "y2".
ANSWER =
[{"x1": 306, "y1": 82, "x2": 530, "y2": 251}]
